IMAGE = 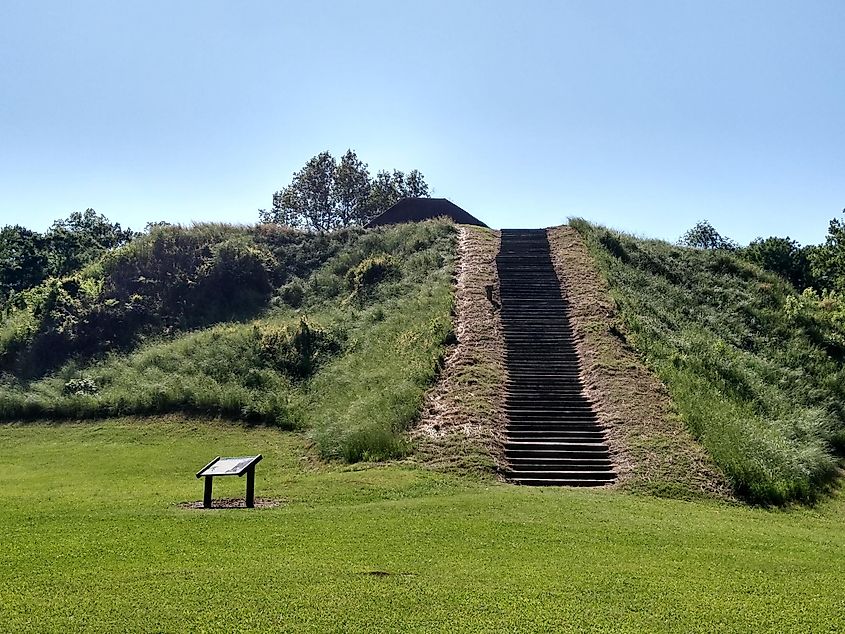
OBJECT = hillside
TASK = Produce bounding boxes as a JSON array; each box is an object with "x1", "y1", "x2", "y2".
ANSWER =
[
  {"x1": 570, "y1": 219, "x2": 845, "y2": 504},
  {"x1": 3, "y1": 216, "x2": 844, "y2": 504},
  {"x1": 0, "y1": 220, "x2": 456, "y2": 461}
]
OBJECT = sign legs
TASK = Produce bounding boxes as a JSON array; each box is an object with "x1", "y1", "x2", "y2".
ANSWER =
[
  {"x1": 203, "y1": 476, "x2": 213, "y2": 509},
  {"x1": 246, "y1": 468, "x2": 255, "y2": 508}
]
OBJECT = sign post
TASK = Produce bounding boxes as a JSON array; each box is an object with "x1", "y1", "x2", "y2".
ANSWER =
[{"x1": 195, "y1": 455, "x2": 263, "y2": 508}]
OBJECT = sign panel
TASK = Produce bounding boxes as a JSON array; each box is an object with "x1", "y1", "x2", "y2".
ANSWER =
[{"x1": 196, "y1": 455, "x2": 262, "y2": 478}]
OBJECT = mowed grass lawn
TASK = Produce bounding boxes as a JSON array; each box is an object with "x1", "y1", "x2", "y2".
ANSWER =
[{"x1": 1, "y1": 420, "x2": 843, "y2": 633}]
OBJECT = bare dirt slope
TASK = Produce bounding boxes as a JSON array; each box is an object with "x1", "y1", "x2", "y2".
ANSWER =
[
  {"x1": 548, "y1": 226, "x2": 733, "y2": 500},
  {"x1": 413, "y1": 226, "x2": 508, "y2": 475}
]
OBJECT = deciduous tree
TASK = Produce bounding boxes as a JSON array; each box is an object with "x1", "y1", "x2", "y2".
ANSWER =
[
  {"x1": 46, "y1": 208, "x2": 136, "y2": 276},
  {"x1": 0, "y1": 225, "x2": 49, "y2": 305},
  {"x1": 333, "y1": 150, "x2": 371, "y2": 227},
  {"x1": 808, "y1": 210, "x2": 845, "y2": 293},
  {"x1": 261, "y1": 151, "x2": 430, "y2": 230},
  {"x1": 742, "y1": 236, "x2": 811, "y2": 290},
  {"x1": 678, "y1": 220, "x2": 737, "y2": 250}
]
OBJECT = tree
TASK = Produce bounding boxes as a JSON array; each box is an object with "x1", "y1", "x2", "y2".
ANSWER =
[
  {"x1": 742, "y1": 236, "x2": 812, "y2": 290},
  {"x1": 333, "y1": 150, "x2": 371, "y2": 227},
  {"x1": 46, "y1": 209, "x2": 136, "y2": 277},
  {"x1": 678, "y1": 220, "x2": 737, "y2": 250},
  {"x1": 0, "y1": 210, "x2": 135, "y2": 309},
  {"x1": 0, "y1": 225, "x2": 49, "y2": 305},
  {"x1": 808, "y1": 210, "x2": 845, "y2": 293},
  {"x1": 261, "y1": 151, "x2": 430, "y2": 230},
  {"x1": 363, "y1": 169, "x2": 431, "y2": 224},
  {"x1": 402, "y1": 169, "x2": 430, "y2": 198},
  {"x1": 262, "y1": 152, "x2": 337, "y2": 231},
  {"x1": 365, "y1": 170, "x2": 404, "y2": 223}
]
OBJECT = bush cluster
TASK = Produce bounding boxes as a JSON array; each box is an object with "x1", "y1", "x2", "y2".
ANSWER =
[{"x1": 0, "y1": 223, "x2": 358, "y2": 377}]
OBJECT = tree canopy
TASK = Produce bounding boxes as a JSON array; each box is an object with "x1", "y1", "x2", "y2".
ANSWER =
[
  {"x1": 259, "y1": 150, "x2": 430, "y2": 230},
  {"x1": 808, "y1": 212, "x2": 845, "y2": 294},
  {"x1": 679, "y1": 211, "x2": 845, "y2": 294},
  {"x1": 678, "y1": 220, "x2": 738, "y2": 251},
  {"x1": 743, "y1": 236, "x2": 812, "y2": 291},
  {"x1": 0, "y1": 209, "x2": 135, "y2": 309}
]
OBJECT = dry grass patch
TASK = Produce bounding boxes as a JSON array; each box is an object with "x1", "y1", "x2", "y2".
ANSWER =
[{"x1": 413, "y1": 226, "x2": 507, "y2": 477}]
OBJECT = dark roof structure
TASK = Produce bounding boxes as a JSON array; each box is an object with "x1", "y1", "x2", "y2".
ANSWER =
[{"x1": 365, "y1": 198, "x2": 487, "y2": 228}]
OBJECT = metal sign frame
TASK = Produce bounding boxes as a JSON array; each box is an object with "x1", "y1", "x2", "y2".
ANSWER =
[{"x1": 195, "y1": 455, "x2": 263, "y2": 508}]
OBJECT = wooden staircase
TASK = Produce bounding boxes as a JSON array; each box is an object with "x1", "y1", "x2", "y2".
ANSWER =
[{"x1": 496, "y1": 229, "x2": 615, "y2": 486}]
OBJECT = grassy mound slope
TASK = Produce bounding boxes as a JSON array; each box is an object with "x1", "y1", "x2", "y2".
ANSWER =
[
  {"x1": 0, "y1": 220, "x2": 456, "y2": 461},
  {"x1": 1, "y1": 420, "x2": 843, "y2": 632},
  {"x1": 572, "y1": 219, "x2": 844, "y2": 504}
]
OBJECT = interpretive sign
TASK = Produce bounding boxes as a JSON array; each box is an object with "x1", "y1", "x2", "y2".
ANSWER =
[{"x1": 196, "y1": 455, "x2": 263, "y2": 508}]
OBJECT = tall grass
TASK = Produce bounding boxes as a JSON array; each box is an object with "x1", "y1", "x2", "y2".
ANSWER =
[
  {"x1": 571, "y1": 219, "x2": 844, "y2": 504},
  {"x1": 0, "y1": 219, "x2": 457, "y2": 462}
]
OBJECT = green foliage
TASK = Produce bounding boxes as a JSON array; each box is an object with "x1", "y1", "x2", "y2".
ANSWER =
[
  {"x1": 0, "y1": 223, "x2": 354, "y2": 377},
  {"x1": 0, "y1": 219, "x2": 457, "y2": 463},
  {"x1": 678, "y1": 220, "x2": 737, "y2": 250},
  {"x1": 784, "y1": 288, "x2": 845, "y2": 359},
  {"x1": 62, "y1": 377, "x2": 98, "y2": 396},
  {"x1": 741, "y1": 236, "x2": 812, "y2": 290},
  {"x1": 808, "y1": 211, "x2": 845, "y2": 293},
  {"x1": 259, "y1": 149, "x2": 430, "y2": 230},
  {"x1": 0, "y1": 225, "x2": 49, "y2": 307},
  {"x1": 46, "y1": 208, "x2": 136, "y2": 277},
  {"x1": 276, "y1": 277, "x2": 306, "y2": 308},
  {"x1": 346, "y1": 254, "x2": 398, "y2": 298},
  {"x1": 572, "y1": 218, "x2": 844, "y2": 504},
  {"x1": 258, "y1": 318, "x2": 342, "y2": 379},
  {"x1": 0, "y1": 209, "x2": 134, "y2": 309}
]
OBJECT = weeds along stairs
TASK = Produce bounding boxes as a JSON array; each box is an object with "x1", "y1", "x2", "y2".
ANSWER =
[{"x1": 496, "y1": 229, "x2": 615, "y2": 486}]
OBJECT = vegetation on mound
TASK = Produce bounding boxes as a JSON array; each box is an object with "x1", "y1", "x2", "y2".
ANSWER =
[
  {"x1": 572, "y1": 219, "x2": 845, "y2": 504},
  {"x1": 0, "y1": 220, "x2": 456, "y2": 461},
  {"x1": 0, "y1": 222, "x2": 356, "y2": 377}
]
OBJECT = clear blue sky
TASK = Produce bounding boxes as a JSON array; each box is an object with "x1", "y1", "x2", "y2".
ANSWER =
[{"x1": 1, "y1": 1, "x2": 842, "y2": 245}]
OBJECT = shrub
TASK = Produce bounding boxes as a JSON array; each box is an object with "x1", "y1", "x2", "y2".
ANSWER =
[
  {"x1": 277, "y1": 278, "x2": 305, "y2": 308},
  {"x1": 258, "y1": 319, "x2": 342, "y2": 379},
  {"x1": 62, "y1": 377, "x2": 98, "y2": 396}
]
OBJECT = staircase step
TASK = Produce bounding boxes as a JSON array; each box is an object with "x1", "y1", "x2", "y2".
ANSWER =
[
  {"x1": 507, "y1": 456, "x2": 612, "y2": 466},
  {"x1": 508, "y1": 478, "x2": 614, "y2": 487}
]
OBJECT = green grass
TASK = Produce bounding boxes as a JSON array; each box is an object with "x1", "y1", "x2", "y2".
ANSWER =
[
  {"x1": 1, "y1": 419, "x2": 844, "y2": 632},
  {"x1": 571, "y1": 219, "x2": 845, "y2": 504}
]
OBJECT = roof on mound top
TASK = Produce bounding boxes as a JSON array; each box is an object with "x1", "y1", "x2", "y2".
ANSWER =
[{"x1": 365, "y1": 197, "x2": 488, "y2": 228}]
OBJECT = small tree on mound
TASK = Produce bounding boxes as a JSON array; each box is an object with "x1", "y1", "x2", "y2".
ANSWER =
[
  {"x1": 808, "y1": 210, "x2": 845, "y2": 294},
  {"x1": 679, "y1": 220, "x2": 737, "y2": 251},
  {"x1": 742, "y1": 236, "x2": 812, "y2": 290}
]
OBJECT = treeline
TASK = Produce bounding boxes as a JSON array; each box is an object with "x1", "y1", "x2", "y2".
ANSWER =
[
  {"x1": 680, "y1": 218, "x2": 845, "y2": 360},
  {"x1": 259, "y1": 150, "x2": 430, "y2": 231},
  {"x1": 1, "y1": 151, "x2": 431, "y2": 312},
  {"x1": 679, "y1": 216, "x2": 844, "y2": 294},
  {"x1": 0, "y1": 209, "x2": 136, "y2": 309},
  {"x1": 0, "y1": 222, "x2": 359, "y2": 378}
]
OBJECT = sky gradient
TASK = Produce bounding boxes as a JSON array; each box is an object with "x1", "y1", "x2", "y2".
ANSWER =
[{"x1": 1, "y1": 1, "x2": 843, "y2": 245}]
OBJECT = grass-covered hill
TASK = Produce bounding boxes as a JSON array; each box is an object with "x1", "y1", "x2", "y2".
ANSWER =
[
  {"x1": 0, "y1": 220, "x2": 456, "y2": 461},
  {"x1": 572, "y1": 219, "x2": 845, "y2": 505},
  {"x1": 4, "y1": 214, "x2": 844, "y2": 505}
]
